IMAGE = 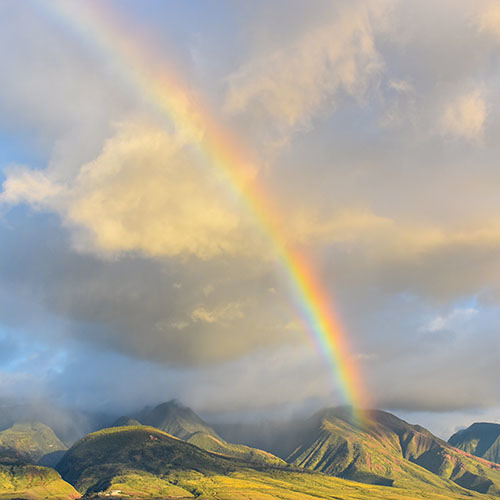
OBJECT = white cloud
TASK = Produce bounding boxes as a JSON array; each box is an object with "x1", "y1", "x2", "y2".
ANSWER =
[
  {"x1": 191, "y1": 302, "x2": 244, "y2": 325},
  {"x1": 476, "y1": 1, "x2": 500, "y2": 38},
  {"x1": 440, "y1": 89, "x2": 488, "y2": 142},
  {"x1": 0, "y1": 121, "x2": 263, "y2": 260},
  {"x1": 224, "y1": 1, "x2": 390, "y2": 137},
  {"x1": 0, "y1": 166, "x2": 61, "y2": 207},
  {"x1": 388, "y1": 79, "x2": 414, "y2": 93},
  {"x1": 422, "y1": 307, "x2": 478, "y2": 333}
]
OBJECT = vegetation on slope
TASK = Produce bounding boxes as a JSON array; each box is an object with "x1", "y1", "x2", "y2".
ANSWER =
[
  {"x1": 0, "y1": 454, "x2": 79, "y2": 500},
  {"x1": 53, "y1": 424, "x2": 491, "y2": 500},
  {"x1": 0, "y1": 422, "x2": 67, "y2": 464},
  {"x1": 450, "y1": 422, "x2": 500, "y2": 464},
  {"x1": 287, "y1": 407, "x2": 500, "y2": 495},
  {"x1": 138, "y1": 400, "x2": 285, "y2": 466},
  {"x1": 56, "y1": 425, "x2": 251, "y2": 494},
  {"x1": 159, "y1": 468, "x2": 496, "y2": 500}
]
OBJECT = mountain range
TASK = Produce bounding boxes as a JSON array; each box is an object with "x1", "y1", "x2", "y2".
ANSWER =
[{"x1": 1, "y1": 400, "x2": 500, "y2": 499}]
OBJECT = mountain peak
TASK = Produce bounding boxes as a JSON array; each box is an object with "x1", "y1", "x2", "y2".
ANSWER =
[
  {"x1": 449, "y1": 421, "x2": 500, "y2": 464},
  {"x1": 140, "y1": 400, "x2": 218, "y2": 441}
]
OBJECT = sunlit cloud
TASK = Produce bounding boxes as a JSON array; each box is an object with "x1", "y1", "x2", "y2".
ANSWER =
[
  {"x1": 224, "y1": 1, "x2": 391, "y2": 141},
  {"x1": 476, "y1": 1, "x2": 500, "y2": 38},
  {"x1": 439, "y1": 88, "x2": 488, "y2": 142}
]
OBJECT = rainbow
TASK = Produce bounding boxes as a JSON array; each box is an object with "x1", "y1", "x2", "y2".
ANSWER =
[{"x1": 37, "y1": 1, "x2": 368, "y2": 420}]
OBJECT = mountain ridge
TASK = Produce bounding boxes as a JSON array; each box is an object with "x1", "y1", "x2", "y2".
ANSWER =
[
  {"x1": 0, "y1": 422, "x2": 67, "y2": 465},
  {"x1": 134, "y1": 400, "x2": 286, "y2": 466},
  {"x1": 4, "y1": 401, "x2": 500, "y2": 499},
  {"x1": 284, "y1": 407, "x2": 500, "y2": 495},
  {"x1": 450, "y1": 422, "x2": 500, "y2": 465}
]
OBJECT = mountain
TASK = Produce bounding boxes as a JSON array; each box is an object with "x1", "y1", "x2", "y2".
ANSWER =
[
  {"x1": 214, "y1": 418, "x2": 310, "y2": 459},
  {"x1": 0, "y1": 453, "x2": 79, "y2": 500},
  {"x1": 3, "y1": 404, "x2": 500, "y2": 500},
  {"x1": 0, "y1": 422, "x2": 67, "y2": 465},
  {"x1": 111, "y1": 416, "x2": 142, "y2": 427},
  {"x1": 0, "y1": 400, "x2": 113, "y2": 446},
  {"x1": 56, "y1": 425, "x2": 250, "y2": 497},
  {"x1": 139, "y1": 401, "x2": 218, "y2": 440},
  {"x1": 54, "y1": 424, "x2": 483, "y2": 500},
  {"x1": 450, "y1": 422, "x2": 500, "y2": 464},
  {"x1": 285, "y1": 407, "x2": 500, "y2": 495},
  {"x1": 138, "y1": 400, "x2": 285, "y2": 466}
]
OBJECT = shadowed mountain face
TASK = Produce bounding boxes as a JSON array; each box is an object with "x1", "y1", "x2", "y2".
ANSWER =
[
  {"x1": 135, "y1": 400, "x2": 285, "y2": 466},
  {"x1": 450, "y1": 422, "x2": 500, "y2": 464},
  {"x1": 139, "y1": 401, "x2": 219, "y2": 440},
  {"x1": 111, "y1": 416, "x2": 141, "y2": 428},
  {"x1": 285, "y1": 408, "x2": 500, "y2": 495}
]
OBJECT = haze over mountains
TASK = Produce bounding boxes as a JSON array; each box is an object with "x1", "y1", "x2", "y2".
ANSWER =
[{"x1": 1, "y1": 399, "x2": 500, "y2": 499}]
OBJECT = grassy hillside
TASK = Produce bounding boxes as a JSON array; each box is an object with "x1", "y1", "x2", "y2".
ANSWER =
[
  {"x1": 160, "y1": 469, "x2": 495, "y2": 500},
  {"x1": 139, "y1": 401, "x2": 285, "y2": 466},
  {"x1": 79, "y1": 468, "x2": 498, "y2": 500},
  {"x1": 56, "y1": 425, "x2": 247, "y2": 493},
  {"x1": 450, "y1": 423, "x2": 500, "y2": 464},
  {"x1": 0, "y1": 403, "x2": 108, "y2": 446},
  {"x1": 0, "y1": 422, "x2": 67, "y2": 464},
  {"x1": 288, "y1": 407, "x2": 500, "y2": 495},
  {"x1": 53, "y1": 424, "x2": 490, "y2": 500},
  {"x1": 187, "y1": 430, "x2": 286, "y2": 466},
  {"x1": 0, "y1": 454, "x2": 79, "y2": 500}
]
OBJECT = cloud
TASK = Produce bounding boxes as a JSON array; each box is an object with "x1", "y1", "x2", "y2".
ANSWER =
[
  {"x1": 476, "y1": 1, "x2": 500, "y2": 38},
  {"x1": 224, "y1": 1, "x2": 390, "y2": 138},
  {"x1": 0, "y1": 166, "x2": 61, "y2": 207},
  {"x1": 4, "y1": 0, "x2": 500, "y2": 421},
  {"x1": 388, "y1": 79, "x2": 414, "y2": 94},
  {"x1": 290, "y1": 207, "x2": 500, "y2": 303},
  {"x1": 439, "y1": 89, "x2": 488, "y2": 141},
  {"x1": 191, "y1": 302, "x2": 244, "y2": 324},
  {"x1": 421, "y1": 307, "x2": 478, "y2": 333},
  {"x1": 0, "y1": 213, "x2": 300, "y2": 368},
  {"x1": 1, "y1": 122, "x2": 262, "y2": 260}
]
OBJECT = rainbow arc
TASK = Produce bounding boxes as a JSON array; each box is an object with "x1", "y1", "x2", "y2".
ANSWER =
[{"x1": 39, "y1": 0, "x2": 369, "y2": 421}]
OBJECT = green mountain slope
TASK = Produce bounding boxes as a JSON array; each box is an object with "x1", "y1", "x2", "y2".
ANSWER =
[
  {"x1": 139, "y1": 401, "x2": 217, "y2": 440},
  {"x1": 139, "y1": 401, "x2": 285, "y2": 466},
  {"x1": 0, "y1": 422, "x2": 67, "y2": 464},
  {"x1": 0, "y1": 454, "x2": 79, "y2": 500},
  {"x1": 287, "y1": 407, "x2": 500, "y2": 495},
  {"x1": 450, "y1": 423, "x2": 500, "y2": 464},
  {"x1": 53, "y1": 425, "x2": 487, "y2": 500},
  {"x1": 56, "y1": 425, "x2": 246, "y2": 494},
  {"x1": 0, "y1": 401, "x2": 109, "y2": 447}
]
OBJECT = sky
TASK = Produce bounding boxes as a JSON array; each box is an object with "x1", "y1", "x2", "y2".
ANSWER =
[{"x1": 1, "y1": 0, "x2": 500, "y2": 439}]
